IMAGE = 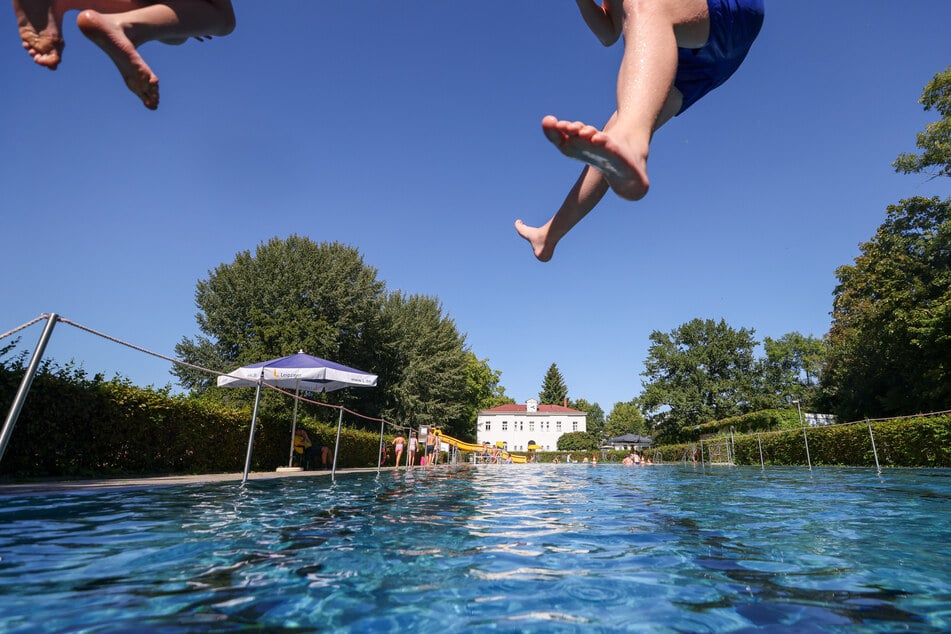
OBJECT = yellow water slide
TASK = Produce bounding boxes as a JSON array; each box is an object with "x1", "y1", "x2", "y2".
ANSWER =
[{"x1": 436, "y1": 431, "x2": 527, "y2": 463}]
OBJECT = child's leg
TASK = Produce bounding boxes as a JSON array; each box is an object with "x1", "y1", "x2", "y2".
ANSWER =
[
  {"x1": 13, "y1": 0, "x2": 69, "y2": 69},
  {"x1": 518, "y1": 87, "x2": 684, "y2": 261},
  {"x1": 545, "y1": 0, "x2": 709, "y2": 200},
  {"x1": 515, "y1": 162, "x2": 609, "y2": 262},
  {"x1": 12, "y1": 0, "x2": 153, "y2": 69},
  {"x1": 76, "y1": 1, "x2": 235, "y2": 109}
]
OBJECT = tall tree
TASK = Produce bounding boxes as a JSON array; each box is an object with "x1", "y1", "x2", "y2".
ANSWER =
[
  {"x1": 824, "y1": 196, "x2": 951, "y2": 420},
  {"x1": 377, "y1": 292, "x2": 471, "y2": 438},
  {"x1": 539, "y1": 362, "x2": 568, "y2": 405},
  {"x1": 174, "y1": 236, "x2": 386, "y2": 401},
  {"x1": 893, "y1": 66, "x2": 951, "y2": 179},
  {"x1": 459, "y1": 352, "x2": 513, "y2": 440},
  {"x1": 824, "y1": 68, "x2": 951, "y2": 420},
  {"x1": 640, "y1": 318, "x2": 758, "y2": 438},
  {"x1": 758, "y1": 332, "x2": 826, "y2": 408},
  {"x1": 605, "y1": 400, "x2": 647, "y2": 438}
]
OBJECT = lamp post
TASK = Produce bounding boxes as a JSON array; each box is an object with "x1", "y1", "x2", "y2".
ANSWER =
[{"x1": 792, "y1": 399, "x2": 804, "y2": 428}]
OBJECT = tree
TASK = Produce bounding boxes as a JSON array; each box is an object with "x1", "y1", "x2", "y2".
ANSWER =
[
  {"x1": 893, "y1": 66, "x2": 951, "y2": 179},
  {"x1": 640, "y1": 318, "x2": 759, "y2": 438},
  {"x1": 172, "y1": 236, "x2": 490, "y2": 435},
  {"x1": 377, "y1": 292, "x2": 471, "y2": 438},
  {"x1": 174, "y1": 236, "x2": 386, "y2": 405},
  {"x1": 758, "y1": 332, "x2": 826, "y2": 409},
  {"x1": 570, "y1": 398, "x2": 605, "y2": 442},
  {"x1": 539, "y1": 362, "x2": 568, "y2": 404},
  {"x1": 458, "y1": 352, "x2": 513, "y2": 441},
  {"x1": 824, "y1": 196, "x2": 951, "y2": 420},
  {"x1": 605, "y1": 400, "x2": 647, "y2": 438},
  {"x1": 556, "y1": 431, "x2": 599, "y2": 451}
]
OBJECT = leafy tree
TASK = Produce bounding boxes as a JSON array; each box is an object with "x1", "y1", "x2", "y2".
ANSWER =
[
  {"x1": 893, "y1": 66, "x2": 951, "y2": 179},
  {"x1": 556, "y1": 431, "x2": 599, "y2": 451},
  {"x1": 605, "y1": 400, "x2": 647, "y2": 438},
  {"x1": 570, "y1": 398, "x2": 604, "y2": 442},
  {"x1": 172, "y1": 236, "x2": 495, "y2": 437},
  {"x1": 640, "y1": 318, "x2": 759, "y2": 439},
  {"x1": 376, "y1": 292, "x2": 470, "y2": 438},
  {"x1": 824, "y1": 69, "x2": 951, "y2": 420},
  {"x1": 459, "y1": 352, "x2": 513, "y2": 438},
  {"x1": 174, "y1": 236, "x2": 386, "y2": 399},
  {"x1": 758, "y1": 332, "x2": 826, "y2": 409},
  {"x1": 539, "y1": 362, "x2": 568, "y2": 405},
  {"x1": 824, "y1": 196, "x2": 951, "y2": 420}
]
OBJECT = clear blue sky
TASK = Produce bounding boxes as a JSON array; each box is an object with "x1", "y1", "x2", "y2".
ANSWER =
[{"x1": 2, "y1": 2, "x2": 950, "y2": 413}]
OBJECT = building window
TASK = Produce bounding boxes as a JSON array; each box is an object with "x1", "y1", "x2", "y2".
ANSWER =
[
  {"x1": 502, "y1": 421, "x2": 508, "y2": 431},
  {"x1": 519, "y1": 422, "x2": 524, "y2": 431},
  {"x1": 572, "y1": 421, "x2": 578, "y2": 431},
  {"x1": 556, "y1": 421, "x2": 562, "y2": 431},
  {"x1": 486, "y1": 422, "x2": 491, "y2": 431},
  {"x1": 529, "y1": 421, "x2": 534, "y2": 432}
]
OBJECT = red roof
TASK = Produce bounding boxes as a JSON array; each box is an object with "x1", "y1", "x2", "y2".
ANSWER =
[{"x1": 480, "y1": 403, "x2": 584, "y2": 415}]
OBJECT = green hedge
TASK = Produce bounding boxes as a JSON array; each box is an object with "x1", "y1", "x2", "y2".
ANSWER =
[
  {"x1": 656, "y1": 415, "x2": 951, "y2": 468},
  {"x1": 687, "y1": 408, "x2": 802, "y2": 440},
  {"x1": 0, "y1": 362, "x2": 388, "y2": 478}
]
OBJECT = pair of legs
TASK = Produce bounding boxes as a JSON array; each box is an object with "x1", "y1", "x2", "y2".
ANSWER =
[
  {"x1": 12, "y1": 0, "x2": 235, "y2": 109},
  {"x1": 515, "y1": 0, "x2": 711, "y2": 262}
]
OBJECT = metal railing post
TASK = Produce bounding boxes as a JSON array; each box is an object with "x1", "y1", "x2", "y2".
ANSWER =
[
  {"x1": 867, "y1": 419, "x2": 881, "y2": 473},
  {"x1": 0, "y1": 313, "x2": 58, "y2": 464},
  {"x1": 331, "y1": 407, "x2": 345, "y2": 482},
  {"x1": 802, "y1": 426, "x2": 812, "y2": 471}
]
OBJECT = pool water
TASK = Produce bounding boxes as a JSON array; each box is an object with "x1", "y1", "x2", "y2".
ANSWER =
[{"x1": 1, "y1": 465, "x2": 949, "y2": 632}]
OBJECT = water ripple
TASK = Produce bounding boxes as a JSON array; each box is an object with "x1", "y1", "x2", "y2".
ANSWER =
[{"x1": 0, "y1": 465, "x2": 949, "y2": 632}]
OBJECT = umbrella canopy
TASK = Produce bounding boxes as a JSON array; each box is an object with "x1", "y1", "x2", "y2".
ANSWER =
[
  {"x1": 217, "y1": 352, "x2": 378, "y2": 392},
  {"x1": 218, "y1": 352, "x2": 378, "y2": 483}
]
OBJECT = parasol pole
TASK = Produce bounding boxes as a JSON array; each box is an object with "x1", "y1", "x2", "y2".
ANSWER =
[{"x1": 287, "y1": 377, "x2": 301, "y2": 468}]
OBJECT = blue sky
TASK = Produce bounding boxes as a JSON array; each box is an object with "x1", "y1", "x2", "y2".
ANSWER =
[{"x1": 2, "y1": 1, "x2": 950, "y2": 413}]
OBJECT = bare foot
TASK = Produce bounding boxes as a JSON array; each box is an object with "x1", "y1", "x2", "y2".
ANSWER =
[
  {"x1": 76, "y1": 10, "x2": 159, "y2": 110},
  {"x1": 542, "y1": 115, "x2": 649, "y2": 201},
  {"x1": 13, "y1": 0, "x2": 64, "y2": 69},
  {"x1": 515, "y1": 219, "x2": 555, "y2": 262}
]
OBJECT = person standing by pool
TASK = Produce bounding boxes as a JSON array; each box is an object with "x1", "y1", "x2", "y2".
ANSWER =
[
  {"x1": 515, "y1": 0, "x2": 764, "y2": 261},
  {"x1": 407, "y1": 431, "x2": 418, "y2": 467},
  {"x1": 392, "y1": 433, "x2": 406, "y2": 468},
  {"x1": 10, "y1": 0, "x2": 236, "y2": 109},
  {"x1": 425, "y1": 428, "x2": 437, "y2": 466}
]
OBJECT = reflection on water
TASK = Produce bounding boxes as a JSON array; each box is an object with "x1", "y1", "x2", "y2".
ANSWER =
[{"x1": 1, "y1": 465, "x2": 949, "y2": 632}]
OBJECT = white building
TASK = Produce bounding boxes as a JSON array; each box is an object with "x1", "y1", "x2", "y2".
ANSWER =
[{"x1": 476, "y1": 398, "x2": 587, "y2": 452}]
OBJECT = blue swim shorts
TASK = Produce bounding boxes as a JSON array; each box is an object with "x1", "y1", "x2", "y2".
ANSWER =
[{"x1": 674, "y1": 0, "x2": 765, "y2": 114}]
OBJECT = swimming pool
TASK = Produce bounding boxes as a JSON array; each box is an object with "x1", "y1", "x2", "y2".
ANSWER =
[{"x1": 1, "y1": 465, "x2": 949, "y2": 632}]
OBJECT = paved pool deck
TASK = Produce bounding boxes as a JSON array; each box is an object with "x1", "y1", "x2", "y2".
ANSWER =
[{"x1": 0, "y1": 466, "x2": 410, "y2": 495}]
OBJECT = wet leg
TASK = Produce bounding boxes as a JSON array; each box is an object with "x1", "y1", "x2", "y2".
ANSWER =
[{"x1": 544, "y1": 0, "x2": 709, "y2": 200}]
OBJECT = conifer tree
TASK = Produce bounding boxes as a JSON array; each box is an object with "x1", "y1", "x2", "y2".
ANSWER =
[{"x1": 539, "y1": 363, "x2": 568, "y2": 405}]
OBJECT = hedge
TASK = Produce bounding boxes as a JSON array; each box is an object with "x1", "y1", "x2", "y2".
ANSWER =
[
  {"x1": 684, "y1": 408, "x2": 802, "y2": 441},
  {"x1": 655, "y1": 414, "x2": 951, "y2": 468},
  {"x1": 0, "y1": 362, "x2": 389, "y2": 479}
]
